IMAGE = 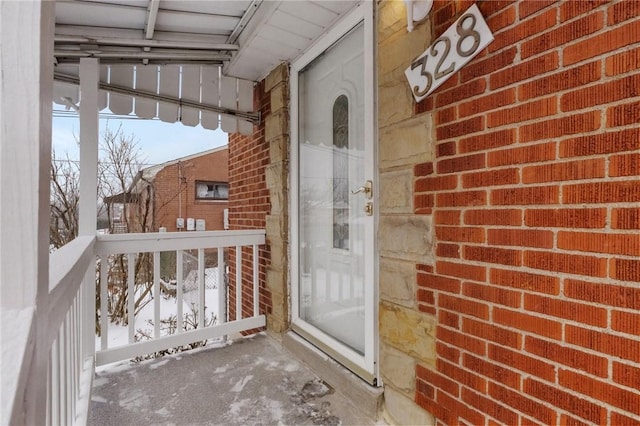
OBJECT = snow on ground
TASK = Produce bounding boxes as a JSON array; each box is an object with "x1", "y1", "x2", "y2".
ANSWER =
[{"x1": 96, "y1": 267, "x2": 221, "y2": 350}]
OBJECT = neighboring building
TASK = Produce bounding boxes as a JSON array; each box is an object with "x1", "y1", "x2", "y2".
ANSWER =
[
  {"x1": 104, "y1": 146, "x2": 229, "y2": 233},
  {"x1": 227, "y1": 2, "x2": 640, "y2": 425}
]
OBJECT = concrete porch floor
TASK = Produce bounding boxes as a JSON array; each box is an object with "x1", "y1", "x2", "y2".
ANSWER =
[{"x1": 89, "y1": 333, "x2": 380, "y2": 426}]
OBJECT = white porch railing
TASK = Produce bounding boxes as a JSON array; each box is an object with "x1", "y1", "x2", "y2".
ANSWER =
[
  {"x1": 48, "y1": 236, "x2": 97, "y2": 426},
  {"x1": 42, "y1": 230, "x2": 265, "y2": 425},
  {"x1": 94, "y1": 230, "x2": 266, "y2": 366}
]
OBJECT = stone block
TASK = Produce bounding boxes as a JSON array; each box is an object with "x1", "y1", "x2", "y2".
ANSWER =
[
  {"x1": 265, "y1": 162, "x2": 287, "y2": 190},
  {"x1": 270, "y1": 83, "x2": 288, "y2": 113},
  {"x1": 265, "y1": 214, "x2": 287, "y2": 241},
  {"x1": 269, "y1": 135, "x2": 289, "y2": 163},
  {"x1": 377, "y1": 1, "x2": 406, "y2": 41},
  {"x1": 378, "y1": 215, "x2": 434, "y2": 263},
  {"x1": 269, "y1": 187, "x2": 287, "y2": 215},
  {"x1": 378, "y1": 12, "x2": 431, "y2": 79},
  {"x1": 379, "y1": 115, "x2": 435, "y2": 170},
  {"x1": 267, "y1": 313, "x2": 288, "y2": 333},
  {"x1": 380, "y1": 343, "x2": 416, "y2": 395},
  {"x1": 265, "y1": 110, "x2": 288, "y2": 142},
  {"x1": 379, "y1": 169, "x2": 413, "y2": 214},
  {"x1": 382, "y1": 386, "x2": 435, "y2": 426},
  {"x1": 268, "y1": 289, "x2": 289, "y2": 333},
  {"x1": 266, "y1": 266, "x2": 287, "y2": 295},
  {"x1": 379, "y1": 78, "x2": 414, "y2": 128},
  {"x1": 379, "y1": 301, "x2": 436, "y2": 365},
  {"x1": 265, "y1": 63, "x2": 288, "y2": 93},
  {"x1": 379, "y1": 257, "x2": 415, "y2": 307},
  {"x1": 268, "y1": 240, "x2": 288, "y2": 272}
]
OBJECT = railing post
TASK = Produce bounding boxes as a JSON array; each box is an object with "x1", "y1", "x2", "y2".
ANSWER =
[
  {"x1": 253, "y1": 244, "x2": 259, "y2": 317},
  {"x1": 198, "y1": 249, "x2": 205, "y2": 327},
  {"x1": 217, "y1": 249, "x2": 226, "y2": 328},
  {"x1": 153, "y1": 252, "x2": 160, "y2": 339},
  {"x1": 127, "y1": 253, "x2": 136, "y2": 344},
  {"x1": 100, "y1": 256, "x2": 108, "y2": 350},
  {"x1": 177, "y1": 250, "x2": 184, "y2": 333},
  {"x1": 235, "y1": 246, "x2": 242, "y2": 321}
]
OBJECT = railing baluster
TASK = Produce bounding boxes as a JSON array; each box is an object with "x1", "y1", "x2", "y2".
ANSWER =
[
  {"x1": 51, "y1": 336, "x2": 60, "y2": 426},
  {"x1": 69, "y1": 306, "x2": 76, "y2": 420},
  {"x1": 153, "y1": 252, "x2": 160, "y2": 339},
  {"x1": 198, "y1": 248, "x2": 205, "y2": 328},
  {"x1": 217, "y1": 248, "x2": 225, "y2": 329},
  {"x1": 128, "y1": 253, "x2": 135, "y2": 344},
  {"x1": 253, "y1": 244, "x2": 259, "y2": 317},
  {"x1": 65, "y1": 317, "x2": 72, "y2": 426},
  {"x1": 76, "y1": 292, "x2": 82, "y2": 404},
  {"x1": 177, "y1": 250, "x2": 183, "y2": 333},
  {"x1": 236, "y1": 246, "x2": 242, "y2": 321},
  {"x1": 59, "y1": 325, "x2": 67, "y2": 426},
  {"x1": 100, "y1": 255, "x2": 108, "y2": 350},
  {"x1": 47, "y1": 349, "x2": 52, "y2": 426}
]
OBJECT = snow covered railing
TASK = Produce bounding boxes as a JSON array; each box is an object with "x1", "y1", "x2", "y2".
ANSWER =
[
  {"x1": 94, "y1": 230, "x2": 266, "y2": 366},
  {"x1": 48, "y1": 236, "x2": 97, "y2": 426}
]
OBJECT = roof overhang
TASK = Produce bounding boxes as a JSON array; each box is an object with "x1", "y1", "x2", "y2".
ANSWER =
[{"x1": 54, "y1": 0, "x2": 360, "y2": 133}]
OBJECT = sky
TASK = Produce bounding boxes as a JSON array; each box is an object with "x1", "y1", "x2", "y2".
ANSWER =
[{"x1": 52, "y1": 105, "x2": 228, "y2": 167}]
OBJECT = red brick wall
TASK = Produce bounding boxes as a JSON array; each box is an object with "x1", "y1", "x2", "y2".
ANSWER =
[
  {"x1": 151, "y1": 147, "x2": 229, "y2": 232},
  {"x1": 413, "y1": 1, "x2": 640, "y2": 424},
  {"x1": 228, "y1": 80, "x2": 271, "y2": 322}
]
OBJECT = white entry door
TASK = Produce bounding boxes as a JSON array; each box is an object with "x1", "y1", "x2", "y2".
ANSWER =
[{"x1": 291, "y1": 4, "x2": 376, "y2": 384}]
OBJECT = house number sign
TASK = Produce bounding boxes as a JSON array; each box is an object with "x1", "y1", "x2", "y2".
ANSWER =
[{"x1": 405, "y1": 3, "x2": 494, "y2": 102}]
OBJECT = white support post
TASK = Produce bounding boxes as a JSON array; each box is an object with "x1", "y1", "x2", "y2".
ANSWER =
[
  {"x1": 79, "y1": 57, "x2": 100, "y2": 362},
  {"x1": 78, "y1": 58, "x2": 100, "y2": 236},
  {"x1": 0, "y1": 1, "x2": 54, "y2": 424}
]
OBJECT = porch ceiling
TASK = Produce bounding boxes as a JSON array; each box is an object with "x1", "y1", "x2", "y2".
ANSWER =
[
  {"x1": 54, "y1": 0, "x2": 358, "y2": 133},
  {"x1": 54, "y1": 0, "x2": 359, "y2": 81}
]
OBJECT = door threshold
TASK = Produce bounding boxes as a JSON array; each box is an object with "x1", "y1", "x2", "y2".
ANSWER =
[{"x1": 282, "y1": 332, "x2": 383, "y2": 419}]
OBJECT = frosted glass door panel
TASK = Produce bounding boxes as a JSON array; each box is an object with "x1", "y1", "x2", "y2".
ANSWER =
[{"x1": 298, "y1": 24, "x2": 365, "y2": 354}]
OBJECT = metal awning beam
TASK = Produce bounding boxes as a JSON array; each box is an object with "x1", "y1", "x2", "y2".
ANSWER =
[
  {"x1": 228, "y1": 0, "x2": 262, "y2": 44},
  {"x1": 54, "y1": 50, "x2": 232, "y2": 62},
  {"x1": 54, "y1": 35, "x2": 238, "y2": 51},
  {"x1": 55, "y1": 25, "x2": 230, "y2": 44},
  {"x1": 54, "y1": 72, "x2": 261, "y2": 125},
  {"x1": 144, "y1": 0, "x2": 160, "y2": 40}
]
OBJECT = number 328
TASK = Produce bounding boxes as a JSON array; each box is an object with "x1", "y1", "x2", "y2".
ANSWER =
[{"x1": 406, "y1": 6, "x2": 493, "y2": 101}]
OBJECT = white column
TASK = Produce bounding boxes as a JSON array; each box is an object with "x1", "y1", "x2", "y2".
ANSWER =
[
  {"x1": 0, "y1": 1, "x2": 55, "y2": 424},
  {"x1": 78, "y1": 58, "x2": 100, "y2": 362},
  {"x1": 78, "y1": 58, "x2": 100, "y2": 236}
]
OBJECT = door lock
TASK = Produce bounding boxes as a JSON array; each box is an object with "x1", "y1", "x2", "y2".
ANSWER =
[
  {"x1": 364, "y1": 202, "x2": 373, "y2": 216},
  {"x1": 351, "y1": 180, "x2": 373, "y2": 199}
]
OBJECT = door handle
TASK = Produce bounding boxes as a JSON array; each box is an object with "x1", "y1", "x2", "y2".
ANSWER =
[{"x1": 351, "y1": 180, "x2": 373, "y2": 199}]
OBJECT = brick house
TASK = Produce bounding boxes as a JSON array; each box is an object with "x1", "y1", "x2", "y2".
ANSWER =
[
  {"x1": 3, "y1": 1, "x2": 639, "y2": 425},
  {"x1": 105, "y1": 146, "x2": 229, "y2": 233},
  {"x1": 227, "y1": 2, "x2": 640, "y2": 425}
]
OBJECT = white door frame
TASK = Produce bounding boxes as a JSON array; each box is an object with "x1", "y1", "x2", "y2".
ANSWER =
[{"x1": 289, "y1": 1, "x2": 378, "y2": 385}]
